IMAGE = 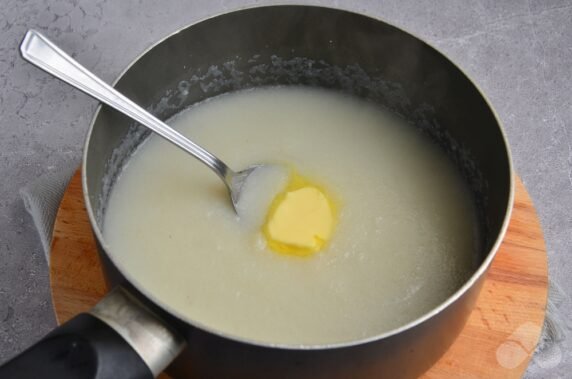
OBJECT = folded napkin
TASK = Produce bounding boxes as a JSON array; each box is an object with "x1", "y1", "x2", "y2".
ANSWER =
[
  {"x1": 20, "y1": 167, "x2": 569, "y2": 377},
  {"x1": 20, "y1": 162, "x2": 77, "y2": 260}
]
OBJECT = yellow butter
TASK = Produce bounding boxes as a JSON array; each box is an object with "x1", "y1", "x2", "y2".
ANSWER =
[{"x1": 263, "y1": 173, "x2": 335, "y2": 256}]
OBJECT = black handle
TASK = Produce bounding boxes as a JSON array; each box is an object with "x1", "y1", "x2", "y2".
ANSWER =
[{"x1": 0, "y1": 312, "x2": 153, "y2": 379}]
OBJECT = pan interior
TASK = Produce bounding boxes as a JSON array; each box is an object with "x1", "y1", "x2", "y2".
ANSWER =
[{"x1": 101, "y1": 84, "x2": 481, "y2": 345}]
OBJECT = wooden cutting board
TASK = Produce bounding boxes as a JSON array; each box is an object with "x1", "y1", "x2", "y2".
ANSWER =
[{"x1": 50, "y1": 170, "x2": 548, "y2": 378}]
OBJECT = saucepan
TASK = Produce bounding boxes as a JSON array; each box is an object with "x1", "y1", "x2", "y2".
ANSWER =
[{"x1": 0, "y1": 5, "x2": 513, "y2": 379}]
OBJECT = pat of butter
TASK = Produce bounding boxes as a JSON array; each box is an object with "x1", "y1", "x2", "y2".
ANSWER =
[{"x1": 263, "y1": 181, "x2": 335, "y2": 256}]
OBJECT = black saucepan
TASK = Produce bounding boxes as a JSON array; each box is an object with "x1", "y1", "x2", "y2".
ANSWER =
[{"x1": 1, "y1": 5, "x2": 513, "y2": 379}]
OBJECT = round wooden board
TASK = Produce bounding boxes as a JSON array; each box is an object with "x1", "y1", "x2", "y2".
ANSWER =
[{"x1": 50, "y1": 170, "x2": 548, "y2": 379}]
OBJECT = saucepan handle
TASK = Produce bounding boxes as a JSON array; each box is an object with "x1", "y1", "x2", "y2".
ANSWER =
[{"x1": 0, "y1": 288, "x2": 185, "y2": 379}]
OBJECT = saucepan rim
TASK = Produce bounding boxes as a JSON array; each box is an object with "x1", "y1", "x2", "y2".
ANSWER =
[{"x1": 82, "y1": 4, "x2": 515, "y2": 350}]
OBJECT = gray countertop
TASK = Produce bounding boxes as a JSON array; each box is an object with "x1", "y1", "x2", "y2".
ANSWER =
[{"x1": 1, "y1": 0, "x2": 570, "y2": 376}]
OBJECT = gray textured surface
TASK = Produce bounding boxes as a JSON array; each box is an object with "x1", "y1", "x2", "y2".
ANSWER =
[{"x1": 1, "y1": 0, "x2": 570, "y2": 376}]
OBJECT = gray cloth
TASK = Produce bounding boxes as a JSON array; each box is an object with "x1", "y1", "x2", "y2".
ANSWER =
[
  {"x1": 19, "y1": 163, "x2": 78, "y2": 261},
  {"x1": 19, "y1": 169, "x2": 570, "y2": 377}
]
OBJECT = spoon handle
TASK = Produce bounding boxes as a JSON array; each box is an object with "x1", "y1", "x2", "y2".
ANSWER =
[{"x1": 20, "y1": 29, "x2": 233, "y2": 182}]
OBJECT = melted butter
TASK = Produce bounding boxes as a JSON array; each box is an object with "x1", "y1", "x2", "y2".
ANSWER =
[{"x1": 263, "y1": 172, "x2": 336, "y2": 256}]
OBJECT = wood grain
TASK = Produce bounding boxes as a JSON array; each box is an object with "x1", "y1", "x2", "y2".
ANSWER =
[{"x1": 50, "y1": 170, "x2": 548, "y2": 378}]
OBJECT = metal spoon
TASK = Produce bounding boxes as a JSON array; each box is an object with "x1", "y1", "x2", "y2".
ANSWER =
[{"x1": 20, "y1": 29, "x2": 261, "y2": 213}]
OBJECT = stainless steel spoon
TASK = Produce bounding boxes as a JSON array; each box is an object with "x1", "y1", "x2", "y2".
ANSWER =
[{"x1": 20, "y1": 29, "x2": 260, "y2": 213}]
